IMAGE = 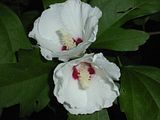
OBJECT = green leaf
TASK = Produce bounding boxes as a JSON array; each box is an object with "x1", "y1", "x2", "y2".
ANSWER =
[
  {"x1": 0, "y1": 21, "x2": 15, "y2": 63},
  {"x1": 150, "y1": 12, "x2": 160, "y2": 22},
  {"x1": 120, "y1": 66, "x2": 160, "y2": 120},
  {"x1": 90, "y1": 0, "x2": 160, "y2": 36},
  {"x1": 91, "y1": 28, "x2": 149, "y2": 51},
  {"x1": 42, "y1": 0, "x2": 65, "y2": 9},
  {"x1": 0, "y1": 49, "x2": 58, "y2": 116},
  {"x1": 0, "y1": 3, "x2": 31, "y2": 63},
  {"x1": 68, "y1": 109, "x2": 110, "y2": 120}
]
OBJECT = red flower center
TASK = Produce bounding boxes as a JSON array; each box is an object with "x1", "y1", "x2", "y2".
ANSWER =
[
  {"x1": 72, "y1": 62, "x2": 95, "y2": 80},
  {"x1": 61, "y1": 38, "x2": 83, "y2": 51}
]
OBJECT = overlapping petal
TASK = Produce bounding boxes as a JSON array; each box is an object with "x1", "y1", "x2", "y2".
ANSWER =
[
  {"x1": 29, "y1": 0, "x2": 102, "y2": 61},
  {"x1": 53, "y1": 53, "x2": 120, "y2": 114}
]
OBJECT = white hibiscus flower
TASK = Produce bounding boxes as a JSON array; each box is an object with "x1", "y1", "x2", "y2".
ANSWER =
[
  {"x1": 29, "y1": 0, "x2": 102, "y2": 61},
  {"x1": 53, "y1": 53, "x2": 120, "y2": 114}
]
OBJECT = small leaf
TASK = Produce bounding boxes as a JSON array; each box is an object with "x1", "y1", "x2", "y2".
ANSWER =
[
  {"x1": 120, "y1": 66, "x2": 160, "y2": 120},
  {"x1": 91, "y1": 28, "x2": 149, "y2": 51},
  {"x1": 68, "y1": 109, "x2": 110, "y2": 120},
  {"x1": 0, "y1": 3, "x2": 31, "y2": 63},
  {"x1": 0, "y1": 49, "x2": 58, "y2": 116}
]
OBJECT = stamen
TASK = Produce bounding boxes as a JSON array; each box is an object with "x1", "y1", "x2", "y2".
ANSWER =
[
  {"x1": 72, "y1": 62, "x2": 95, "y2": 90},
  {"x1": 57, "y1": 29, "x2": 83, "y2": 51},
  {"x1": 74, "y1": 38, "x2": 83, "y2": 46}
]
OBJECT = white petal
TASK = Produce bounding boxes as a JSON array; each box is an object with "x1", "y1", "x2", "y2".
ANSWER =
[
  {"x1": 38, "y1": 3, "x2": 63, "y2": 51},
  {"x1": 64, "y1": 69, "x2": 119, "y2": 114},
  {"x1": 57, "y1": 41, "x2": 92, "y2": 61},
  {"x1": 40, "y1": 47, "x2": 53, "y2": 60},
  {"x1": 29, "y1": 16, "x2": 61, "y2": 53},
  {"x1": 85, "y1": 75, "x2": 119, "y2": 112},
  {"x1": 81, "y1": 3, "x2": 102, "y2": 41},
  {"x1": 53, "y1": 53, "x2": 120, "y2": 114},
  {"x1": 29, "y1": 0, "x2": 102, "y2": 61},
  {"x1": 28, "y1": 17, "x2": 40, "y2": 39},
  {"x1": 53, "y1": 62, "x2": 87, "y2": 109},
  {"x1": 93, "y1": 53, "x2": 121, "y2": 81},
  {"x1": 60, "y1": 0, "x2": 82, "y2": 38}
]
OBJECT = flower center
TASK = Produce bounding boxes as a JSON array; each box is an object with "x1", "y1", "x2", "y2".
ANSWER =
[
  {"x1": 72, "y1": 62, "x2": 95, "y2": 90},
  {"x1": 57, "y1": 29, "x2": 83, "y2": 51}
]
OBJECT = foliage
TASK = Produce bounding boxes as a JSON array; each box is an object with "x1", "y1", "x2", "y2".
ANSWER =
[
  {"x1": 0, "y1": 0, "x2": 160, "y2": 120},
  {"x1": 120, "y1": 66, "x2": 160, "y2": 120},
  {"x1": 68, "y1": 109, "x2": 110, "y2": 120}
]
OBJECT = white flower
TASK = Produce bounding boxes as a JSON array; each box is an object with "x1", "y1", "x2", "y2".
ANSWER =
[
  {"x1": 29, "y1": 0, "x2": 102, "y2": 61},
  {"x1": 53, "y1": 53, "x2": 120, "y2": 114}
]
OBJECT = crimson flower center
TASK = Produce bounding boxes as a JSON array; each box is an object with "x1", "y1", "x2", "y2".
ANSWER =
[{"x1": 72, "y1": 62, "x2": 95, "y2": 89}]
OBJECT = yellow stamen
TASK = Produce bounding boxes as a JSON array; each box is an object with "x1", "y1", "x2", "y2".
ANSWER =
[
  {"x1": 57, "y1": 29, "x2": 76, "y2": 50},
  {"x1": 78, "y1": 63, "x2": 91, "y2": 90}
]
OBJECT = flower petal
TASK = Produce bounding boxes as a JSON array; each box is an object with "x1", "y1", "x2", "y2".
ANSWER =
[
  {"x1": 82, "y1": 5, "x2": 102, "y2": 42},
  {"x1": 29, "y1": 0, "x2": 102, "y2": 61},
  {"x1": 40, "y1": 47, "x2": 53, "y2": 60},
  {"x1": 60, "y1": 0, "x2": 82, "y2": 38},
  {"x1": 93, "y1": 53, "x2": 121, "y2": 81},
  {"x1": 63, "y1": 68, "x2": 119, "y2": 114},
  {"x1": 53, "y1": 62, "x2": 87, "y2": 109},
  {"x1": 39, "y1": 5, "x2": 64, "y2": 50}
]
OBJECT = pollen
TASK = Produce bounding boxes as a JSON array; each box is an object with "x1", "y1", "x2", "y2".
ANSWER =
[
  {"x1": 78, "y1": 63, "x2": 91, "y2": 89},
  {"x1": 57, "y1": 29, "x2": 76, "y2": 50},
  {"x1": 57, "y1": 29, "x2": 83, "y2": 51},
  {"x1": 72, "y1": 62, "x2": 95, "y2": 90}
]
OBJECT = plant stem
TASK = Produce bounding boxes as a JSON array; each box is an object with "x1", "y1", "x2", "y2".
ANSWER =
[
  {"x1": 149, "y1": 31, "x2": 160, "y2": 36},
  {"x1": 117, "y1": 57, "x2": 123, "y2": 67}
]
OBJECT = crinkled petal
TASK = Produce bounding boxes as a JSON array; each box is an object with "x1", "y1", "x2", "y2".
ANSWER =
[
  {"x1": 58, "y1": 42, "x2": 92, "y2": 61},
  {"x1": 29, "y1": 0, "x2": 102, "y2": 61},
  {"x1": 53, "y1": 62, "x2": 87, "y2": 109},
  {"x1": 28, "y1": 17, "x2": 40, "y2": 39},
  {"x1": 38, "y1": 4, "x2": 63, "y2": 51},
  {"x1": 60, "y1": 0, "x2": 82, "y2": 38},
  {"x1": 63, "y1": 70, "x2": 119, "y2": 114},
  {"x1": 93, "y1": 53, "x2": 121, "y2": 81},
  {"x1": 40, "y1": 47, "x2": 53, "y2": 60},
  {"x1": 29, "y1": 17, "x2": 61, "y2": 53},
  {"x1": 82, "y1": 5, "x2": 102, "y2": 42}
]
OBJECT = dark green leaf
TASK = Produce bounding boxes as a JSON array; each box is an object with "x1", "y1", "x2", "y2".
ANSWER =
[
  {"x1": 150, "y1": 12, "x2": 160, "y2": 22},
  {"x1": 120, "y1": 66, "x2": 160, "y2": 120},
  {"x1": 90, "y1": 0, "x2": 160, "y2": 36},
  {"x1": 0, "y1": 21, "x2": 15, "y2": 63},
  {"x1": 0, "y1": 49, "x2": 58, "y2": 116},
  {"x1": 68, "y1": 109, "x2": 110, "y2": 120},
  {"x1": 91, "y1": 28, "x2": 149, "y2": 51},
  {"x1": 0, "y1": 3, "x2": 31, "y2": 63}
]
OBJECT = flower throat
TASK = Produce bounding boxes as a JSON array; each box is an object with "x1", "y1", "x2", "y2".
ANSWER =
[{"x1": 57, "y1": 29, "x2": 83, "y2": 51}]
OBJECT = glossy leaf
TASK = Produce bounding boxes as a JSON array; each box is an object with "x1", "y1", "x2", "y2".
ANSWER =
[
  {"x1": 0, "y1": 3, "x2": 31, "y2": 63},
  {"x1": 68, "y1": 109, "x2": 110, "y2": 120},
  {"x1": 0, "y1": 49, "x2": 58, "y2": 116},
  {"x1": 90, "y1": 0, "x2": 160, "y2": 36},
  {"x1": 120, "y1": 66, "x2": 160, "y2": 120},
  {"x1": 91, "y1": 28, "x2": 149, "y2": 51}
]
